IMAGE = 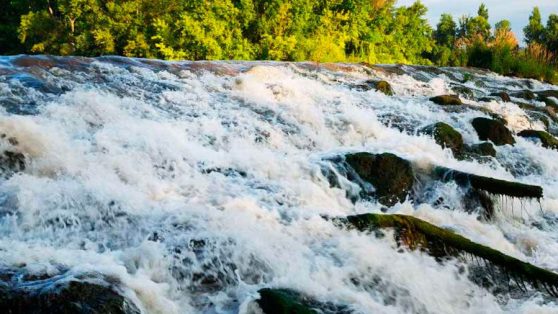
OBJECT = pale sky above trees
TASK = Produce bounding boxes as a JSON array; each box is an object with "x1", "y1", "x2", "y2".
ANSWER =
[{"x1": 398, "y1": 0, "x2": 557, "y2": 43}]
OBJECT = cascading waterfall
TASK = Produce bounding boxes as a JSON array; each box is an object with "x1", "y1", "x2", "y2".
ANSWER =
[{"x1": 0, "y1": 55, "x2": 558, "y2": 313}]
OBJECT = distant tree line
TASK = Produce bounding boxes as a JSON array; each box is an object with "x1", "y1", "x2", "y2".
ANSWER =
[{"x1": 1, "y1": 1, "x2": 557, "y2": 82}]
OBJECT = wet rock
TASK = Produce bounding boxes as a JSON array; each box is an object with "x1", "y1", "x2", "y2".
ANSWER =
[
  {"x1": 429, "y1": 95, "x2": 462, "y2": 106},
  {"x1": 518, "y1": 130, "x2": 558, "y2": 150},
  {"x1": 471, "y1": 117, "x2": 515, "y2": 146},
  {"x1": 537, "y1": 90, "x2": 558, "y2": 107},
  {"x1": 465, "y1": 142, "x2": 497, "y2": 157},
  {"x1": 420, "y1": 122, "x2": 463, "y2": 155},
  {"x1": 0, "y1": 269, "x2": 139, "y2": 314},
  {"x1": 490, "y1": 92, "x2": 511, "y2": 102},
  {"x1": 0, "y1": 151, "x2": 25, "y2": 177},
  {"x1": 511, "y1": 90, "x2": 536, "y2": 101},
  {"x1": 257, "y1": 288, "x2": 349, "y2": 314},
  {"x1": 355, "y1": 80, "x2": 394, "y2": 96},
  {"x1": 345, "y1": 152, "x2": 414, "y2": 206}
]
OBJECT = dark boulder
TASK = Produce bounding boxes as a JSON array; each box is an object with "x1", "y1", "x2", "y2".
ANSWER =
[
  {"x1": 471, "y1": 117, "x2": 515, "y2": 146},
  {"x1": 0, "y1": 269, "x2": 139, "y2": 314},
  {"x1": 518, "y1": 130, "x2": 558, "y2": 150},
  {"x1": 345, "y1": 152, "x2": 414, "y2": 206},
  {"x1": 430, "y1": 95, "x2": 462, "y2": 106},
  {"x1": 420, "y1": 122, "x2": 463, "y2": 155}
]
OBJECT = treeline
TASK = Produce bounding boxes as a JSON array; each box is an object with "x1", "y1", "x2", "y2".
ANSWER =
[
  {"x1": 0, "y1": 1, "x2": 557, "y2": 83},
  {"x1": 429, "y1": 5, "x2": 558, "y2": 83}
]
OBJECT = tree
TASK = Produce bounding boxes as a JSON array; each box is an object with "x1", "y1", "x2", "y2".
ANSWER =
[
  {"x1": 545, "y1": 14, "x2": 558, "y2": 55},
  {"x1": 524, "y1": 7, "x2": 545, "y2": 45},
  {"x1": 434, "y1": 14, "x2": 457, "y2": 47}
]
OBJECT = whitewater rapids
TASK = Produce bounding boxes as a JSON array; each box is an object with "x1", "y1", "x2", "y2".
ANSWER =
[{"x1": 0, "y1": 55, "x2": 558, "y2": 313}]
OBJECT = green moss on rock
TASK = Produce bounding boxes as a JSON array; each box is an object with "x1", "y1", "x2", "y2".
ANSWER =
[
  {"x1": 518, "y1": 129, "x2": 558, "y2": 150},
  {"x1": 374, "y1": 80, "x2": 394, "y2": 96},
  {"x1": 257, "y1": 289, "x2": 316, "y2": 314},
  {"x1": 334, "y1": 213, "x2": 558, "y2": 296},
  {"x1": 433, "y1": 166, "x2": 543, "y2": 199},
  {"x1": 345, "y1": 152, "x2": 414, "y2": 206},
  {"x1": 471, "y1": 117, "x2": 515, "y2": 146},
  {"x1": 420, "y1": 122, "x2": 464, "y2": 155},
  {"x1": 429, "y1": 95, "x2": 462, "y2": 106}
]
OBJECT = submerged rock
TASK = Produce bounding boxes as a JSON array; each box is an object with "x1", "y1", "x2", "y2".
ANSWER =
[
  {"x1": 0, "y1": 269, "x2": 139, "y2": 314},
  {"x1": 0, "y1": 151, "x2": 25, "y2": 177},
  {"x1": 420, "y1": 122, "x2": 464, "y2": 155},
  {"x1": 429, "y1": 95, "x2": 462, "y2": 106},
  {"x1": 471, "y1": 117, "x2": 515, "y2": 146},
  {"x1": 345, "y1": 152, "x2": 414, "y2": 206},
  {"x1": 465, "y1": 142, "x2": 497, "y2": 158},
  {"x1": 511, "y1": 90, "x2": 536, "y2": 101},
  {"x1": 518, "y1": 130, "x2": 558, "y2": 150},
  {"x1": 490, "y1": 91, "x2": 511, "y2": 102}
]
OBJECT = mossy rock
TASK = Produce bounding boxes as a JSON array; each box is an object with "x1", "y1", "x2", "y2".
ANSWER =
[
  {"x1": 518, "y1": 130, "x2": 558, "y2": 150},
  {"x1": 471, "y1": 117, "x2": 515, "y2": 146},
  {"x1": 490, "y1": 92, "x2": 511, "y2": 102},
  {"x1": 465, "y1": 142, "x2": 496, "y2": 157},
  {"x1": 433, "y1": 166, "x2": 543, "y2": 199},
  {"x1": 345, "y1": 152, "x2": 414, "y2": 206},
  {"x1": 511, "y1": 90, "x2": 536, "y2": 101},
  {"x1": 374, "y1": 80, "x2": 394, "y2": 96},
  {"x1": 537, "y1": 91, "x2": 558, "y2": 107},
  {"x1": 333, "y1": 213, "x2": 558, "y2": 296},
  {"x1": 420, "y1": 122, "x2": 463, "y2": 155},
  {"x1": 429, "y1": 95, "x2": 462, "y2": 106},
  {"x1": 354, "y1": 80, "x2": 394, "y2": 96},
  {"x1": 257, "y1": 289, "x2": 349, "y2": 314},
  {"x1": 451, "y1": 85, "x2": 474, "y2": 99},
  {"x1": 257, "y1": 289, "x2": 316, "y2": 314},
  {"x1": 0, "y1": 270, "x2": 139, "y2": 314}
]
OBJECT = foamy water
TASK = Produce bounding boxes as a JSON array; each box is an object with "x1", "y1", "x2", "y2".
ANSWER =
[{"x1": 1, "y1": 56, "x2": 558, "y2": 313}]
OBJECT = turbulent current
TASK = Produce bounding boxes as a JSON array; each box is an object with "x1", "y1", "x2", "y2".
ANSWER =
[{"x1": 1, "y1": 55, "x2": 558, "y2": 313}]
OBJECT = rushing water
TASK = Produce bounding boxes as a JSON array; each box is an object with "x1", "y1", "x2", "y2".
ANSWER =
[{"x1": 0, "y1": 55, "x2": 558, "y2": 313}]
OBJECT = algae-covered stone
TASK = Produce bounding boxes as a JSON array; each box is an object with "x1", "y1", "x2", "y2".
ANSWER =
[
  {"x1": 430, "y1": 95, "x2": 462, "y2": 106},
  {"x1": 451, "y1": 85, "x2": 474, "y2": 99},
  {"x1": 420, "y1": 122, "x2": 464, "y2": 155},
  {"x1": 334, "y1": 213, "x2": 558, "y2": 297},
  {"x1": 354, "y1": 80, "x2": 394, "y2": 96},
  {"x1": 374, "y1": 80, "x2": 394, "y2": 96},
  {"x1": 471, "y1": 117, "x2": 515, "y2": 146},
  {"x1": 257, "y1": 289, "x2": 316, "y2": 314},
  {"x1": 345, "y1": 152, "x2": 414, "y2": 206},
  {"x1": 518, "y1": 129, "x2": 558, "y2": 150},
  {"x1": 257, "y1": 288, "x2": 349, "y2": 314}
]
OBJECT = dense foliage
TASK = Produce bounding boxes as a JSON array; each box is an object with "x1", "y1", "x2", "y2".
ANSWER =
[{"x1": 0, "y1": 1, "x2": 557, "y2": 83}]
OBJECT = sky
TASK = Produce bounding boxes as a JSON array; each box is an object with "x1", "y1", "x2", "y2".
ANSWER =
[{"x1": 398, "y1": 0, "x2": 558, "y2": 44}]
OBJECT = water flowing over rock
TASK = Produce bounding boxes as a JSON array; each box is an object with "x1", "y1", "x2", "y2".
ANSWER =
[{"x1": 0, "y1": 56, "x2": 557, "y2": 313}]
